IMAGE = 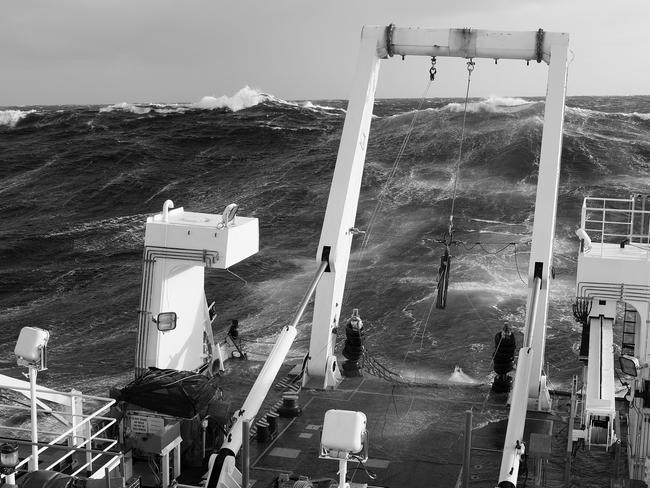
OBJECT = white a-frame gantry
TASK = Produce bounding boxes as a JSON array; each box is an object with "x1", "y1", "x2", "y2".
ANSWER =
[{"x1": 303, "y1": 26, "x2": 569, "y2": 488}]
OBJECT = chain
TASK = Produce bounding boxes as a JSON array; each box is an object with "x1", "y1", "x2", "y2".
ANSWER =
[
  {"x1": 429, "y1": 57, "x2": 437, "y2": 81},
  {"x1": 448, "y1": 58, "x2": 475, "y2": 234},
  {"x1": 536, "y1": 28, "x2": 545, "y2": 63},
  {"x1": 386, "y1": 23, "x2": 396, "y2": 58}
]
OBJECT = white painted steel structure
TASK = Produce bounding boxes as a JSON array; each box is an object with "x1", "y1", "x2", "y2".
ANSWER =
[
  {"x1": 134, "y1": 200, "x2": 258, "y2": 376},
  {"x1": 575, "y1": 195, "x2": 650, "y2": 482},
  {"x1": 302, "y1": 25, "x2": 569, "y2": 488},
  {"x1": 584, "y1": 315, "x2": 616, "y2": 447}
]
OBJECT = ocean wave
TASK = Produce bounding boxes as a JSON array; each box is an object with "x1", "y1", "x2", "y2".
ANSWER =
[
  {"x1": 442, "y1": 96, "x2": 536, "y2": 113},
  {"x1": 0, "y1": 109, "x2": 35, "y2": 127},
  {"x1": 299, "y1": 101, "x2": 346, "y2": 114},
  {"x1": 631, "y1": 112, "x2": 650, "y2": 121},
  {"x1": 99, "y1": 102, "x2": 154, "y2": 115},
  {"x1": 45, "y1": 214, "x2": 144, "y2": 238},
  {"x1": 567, "y1": 105, "x2": 650, "y2": 121},
  {"x1": 100, "y1": 101, "x2": 189, "y2": 115},
  {"x1": 192, "y1": 88, "x2": 346, "y2": 115},
  {"x1": 96, "y1": 87, "x2": 346, "y2": 117},
  {"x1": 191, "y1": 86, "x2": 269, "y2": 112}
]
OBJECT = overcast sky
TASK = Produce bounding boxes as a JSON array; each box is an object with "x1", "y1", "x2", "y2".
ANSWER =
[{"x1": 2, "y1": 0, "x2": 649, "y2": 106}]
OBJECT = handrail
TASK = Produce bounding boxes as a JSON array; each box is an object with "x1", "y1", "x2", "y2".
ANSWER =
[
  {"x1": 579, "y1": 197, "x2": 650, "y2": 258},
  {"x1": 42, "y1": 420, "x2": 117, "y2": 471},
  {"x1": 0, "y1": 383, "x2": 117, "y2": 476}
]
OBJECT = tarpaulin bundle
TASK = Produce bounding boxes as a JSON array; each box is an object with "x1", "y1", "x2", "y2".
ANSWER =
[{"x1": 116, "y1": 367, "x2": 220, "y2": 418}]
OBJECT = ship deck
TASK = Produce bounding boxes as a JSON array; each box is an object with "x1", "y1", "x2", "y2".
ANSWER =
[{"x1": 209, "y1": 361, "x2": 599, "y2": 488}]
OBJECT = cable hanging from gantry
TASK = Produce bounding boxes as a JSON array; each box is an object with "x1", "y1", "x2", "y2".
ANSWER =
[
  {"x1": 339, "y1": 53, "x2": 440, "y2": 324},
  {"x1": 353, "y1": 57, "x2": 437, "y2": 263},
  {"x1": 435, "y1": 58, "x2": 475, "y2": 309}
]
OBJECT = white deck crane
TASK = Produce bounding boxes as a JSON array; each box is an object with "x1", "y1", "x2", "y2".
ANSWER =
[
  {"x1": 207, "y1": 25, "x2": 569, "y2": 488},
  {"x1": 299, "y1": 25, "x2": 570, "y2": 488}
]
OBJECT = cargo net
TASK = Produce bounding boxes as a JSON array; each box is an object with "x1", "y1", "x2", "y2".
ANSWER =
[
  {"x1": 338, "y1": 313, "x2": 437, "y2": 387},
  {"x1": 359, "y1": 347, "x2": 434, "y2": 387},
  {"x1": 360, "y1": 349, "x2": 405, "y2": 383}
]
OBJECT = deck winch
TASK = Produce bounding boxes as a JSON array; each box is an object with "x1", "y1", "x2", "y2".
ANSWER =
[
  {"x1": 341, "y1": 309, "x2": 364, "y2": 377},
  {"x1": 492, "y1": 324, "x2": 517, "y2": 393}
]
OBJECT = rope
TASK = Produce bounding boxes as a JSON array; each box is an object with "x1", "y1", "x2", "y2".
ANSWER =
[
  {"x1": 359, "y1": 80, "x2": 433, "y2": 253},
  {"x1": 433, "y1": 59, "x2": 475, "y2": 310},
  {"x1": 447, "y1": 59, "x2": 475, "y2": 236},
  {"x1": 340, "y1": 74, "x2": 435, "y2": 324}
]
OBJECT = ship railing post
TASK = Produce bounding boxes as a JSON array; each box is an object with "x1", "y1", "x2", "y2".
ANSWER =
[
  {"x1": 565, "y1": 375, "x2": 578, "y2": 484},
  {"x1": 85, "y1": 420, "x2": 93, "y2": 474},
  {"x1": 338, "y1": 458, "x2": 348, "y2": 488},
  {"x1": 630, "y1": 197, "x2": 635, "y2": 243},
  {"x1": 28, "y1": 366, "x2": 38, "y2": 471},
  {"x1": 601, "y1": 200, "x2": 606, "y2": 254}
]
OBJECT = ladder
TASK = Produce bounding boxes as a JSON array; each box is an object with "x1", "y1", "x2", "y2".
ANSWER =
[{"x1": 622, "y1": 304, "x2": 637, "y2": 355}]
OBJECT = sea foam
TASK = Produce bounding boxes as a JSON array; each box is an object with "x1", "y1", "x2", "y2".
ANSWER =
[
  {"x1": 631, "y1": 112, "x2": 650, "y2": 121},
  {"x1": 442, "y1": 96, "x2": 535, "y2": 113},
  {"x1": 99, "y1": 102, "x2": 152, "y2": 115},
  {"x1": 0, "y1": 109, "x2": 35, "y2": 127},
  {"x1": 192, "y1": 86, "x2": 268, "y2": 112}
]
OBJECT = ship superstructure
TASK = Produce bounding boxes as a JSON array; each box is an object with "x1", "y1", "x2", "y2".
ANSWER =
[{"x1": 574, "y1": 196, "x2": 650, "y2": 478}]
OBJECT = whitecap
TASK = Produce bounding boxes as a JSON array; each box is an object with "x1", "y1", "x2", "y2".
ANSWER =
[
  {"x1": 0, "y1": 109, "x2": 35, "y2": 127},
  {"x1": 442, "y1": 96, "x2": 536, "y2": 114},
  {"x1": 191, "y1": 86, "x2": 269, "y2": 112},
  {"x1": 631, "y1": 112, "x2": 650, "y2": 120},
  {"x1": 99, "y1": 102, "x2": 152, "y2": 115},
  {"x1": 448, "y1": 365, "x2": 482, "y2": 384},
  {"x1": 299, "y1": 101, "x2": 346, "y2": 113}
]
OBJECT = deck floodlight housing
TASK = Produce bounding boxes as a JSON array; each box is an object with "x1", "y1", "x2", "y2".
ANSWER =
[
  {"x1": 619, "y1": 355, "x2": 641, "y2": 377},
  {"x1": 0, "y1": 442, "x2": 19, "y2": 470},
  {"x1": 320, "y1": 410, "x2": 368, "y2": 488},
  {"x1": 14, "y1": 326, "x2": 50, "y2": 371},
  {"x1": 0, "y1": 442, "x2": 18, "y2": 486},
  {"x1": 155, "y1": 312, "x2": 177, "y2": 332},
  {"x1": 320, "y1": 409, "x2": 368, "y2": 461}
]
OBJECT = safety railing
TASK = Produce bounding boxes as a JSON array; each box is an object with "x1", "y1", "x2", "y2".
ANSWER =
[
  {"x1": 0, "y1": 382, "x2": 122, "y2": 481},
  {"x1": 580, "y1": 196, "x2": 650, "y2": 257}
]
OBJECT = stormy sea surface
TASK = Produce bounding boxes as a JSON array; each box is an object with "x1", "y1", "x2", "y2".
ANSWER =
[{"x1": 1, "y1": 87, "x2": 650, "y2": 483}]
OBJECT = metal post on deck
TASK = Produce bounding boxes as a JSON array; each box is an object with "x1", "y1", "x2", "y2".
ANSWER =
[
  {"x1": 28, "y1": 366, "x2": 38, "y2": 471},
  {"x1": 242, "y1": 420, "x2": 250, "y2": 488},
  {"x1": 463, "y1": 410, "x2": 472, "y2": 488},
  {"x1": 565, "y1": 375, "x2": 578, "y2": 483}
]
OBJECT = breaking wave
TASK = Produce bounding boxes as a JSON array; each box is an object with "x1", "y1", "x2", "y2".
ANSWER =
[
  {"x1": 99, "y1": 102, "x2": 154, "y2": 115},
  {"x1": 0, "y1": 109, "x2": 35, "y2": 127},
  {"x1": 96, "y1": 87, "x2": 346, "y2": 116},
  {"x1": 191, "y1": 86, "x2": 269, "y2": 112},
  {"x1": 442, "y1": 96, "x2": 535, "y2": 113}
]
